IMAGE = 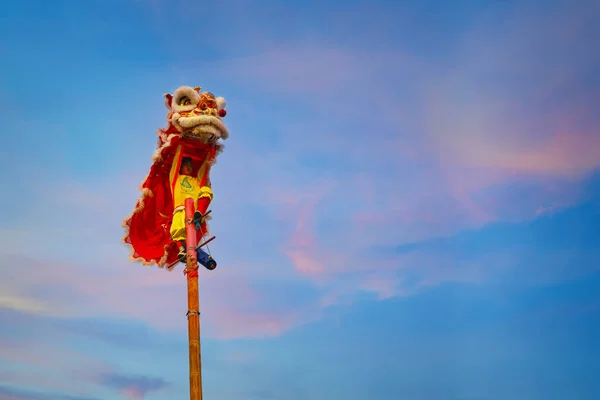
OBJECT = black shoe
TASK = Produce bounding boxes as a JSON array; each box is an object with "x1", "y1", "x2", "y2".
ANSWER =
[{"x1": 177, "y1": 243, "x2": 186, "y2": 263}]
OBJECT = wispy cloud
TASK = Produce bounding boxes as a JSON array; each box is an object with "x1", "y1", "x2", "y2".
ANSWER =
[
  {"x1": 96, "y1": 373, "x2": 170, "y2": 400},
  {"x1": 0, "y1": 386, "x2": 100, "y2": 400}
]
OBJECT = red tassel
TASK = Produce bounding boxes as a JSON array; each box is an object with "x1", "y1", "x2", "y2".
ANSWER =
[{"x1": 185, "y1": 269, "x2": 199, "y2": 278}]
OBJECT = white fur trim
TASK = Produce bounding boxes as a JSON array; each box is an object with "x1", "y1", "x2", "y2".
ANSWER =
[
  {"x1": 171, "y1": 86, "x2": 201, "y2": 113},
  {"x1": 216, "y1": 97, "x2": 226, "y2": 110},
  {"x1": 177, "y1": 114, "x2": 229, "y2": 140},
  {"x1": 152, "y1": 133, "x2": 176, "y2": 162}
]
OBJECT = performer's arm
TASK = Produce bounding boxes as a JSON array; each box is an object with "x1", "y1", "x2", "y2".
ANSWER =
[
  {"x1": 197, "y1": 171, "x2": 213, "y2": 216},
  {"x1": 168, "y1": 145, "x2": 183, "y2": 192},
  {"x1": 194, "y1": 152, "x2": 213, "y2": 215}
]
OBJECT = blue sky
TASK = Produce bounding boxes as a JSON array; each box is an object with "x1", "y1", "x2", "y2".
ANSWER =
[{"x1": 1, "y1": 0, "x2": 599, "y2": 399}]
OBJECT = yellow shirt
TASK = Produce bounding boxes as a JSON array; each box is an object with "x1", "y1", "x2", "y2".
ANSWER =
[
  {"x1": 173, "y1": 174, "x2": 201, "y2": 208},
  {"x1": 169, "y1": 145, "x2": 214, "y2": 210}
]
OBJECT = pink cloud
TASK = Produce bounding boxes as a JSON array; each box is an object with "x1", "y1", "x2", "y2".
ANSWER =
[
  {"x1": 422, "y1": 1, "x2": 600, "y2": 181},
  {"x1": 0, "y1": 137, "x2": 332, "y2": 340},
  {"x1": 284, "y1": 204, "x2": 326, "y2": 276},
  {"x1": 477, "y1": 130, "x2": 600, "y2": 177},
  {"x1": 122, "y1": 387, "x2": 145, "y2": 400},
  {"x1": 358, "y1": 273, "x2": 401, "y2": 300},
  {"x1": 216, "y1": 46, "x2": 424, "y2": 103},
  {"x1": 213, "y1": 1, "x2": 598, "y2": 230},
  {"x1": 2, "y1": 158, "x2": 317, "y2": 338},
  {"x1": 85, "y1": 369, "x2": 171, "y2": 400},
  {"x1": 209, "y1": 307, "x2": 308, "y2": 340},
  {"x1": 0, "y1": 338, "x2": 108, "y2": 371},
  {"x1": 0, "y1": 249, "x2": 321, "y2": 339},
  {"x1": 223, "y1": 348, "x2": 260, "y2": 364}
]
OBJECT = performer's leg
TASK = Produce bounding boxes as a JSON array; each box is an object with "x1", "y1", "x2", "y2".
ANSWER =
[
  {"x1": 177, "y1": 240, "x2": 186, "y2": 263},
  {"x1": 194, "y1": 187, "x2": 214, "y2": 269},
  {"x1": 170, "y1": 209, "x2": 186, "y2": 241},
  {"x1": 170, "y1": 210, "x2": 188, "y2": 263}
]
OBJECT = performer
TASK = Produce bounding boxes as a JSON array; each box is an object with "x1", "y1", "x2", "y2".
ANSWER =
[{"x1": 170, "y1": 156, "x2": 217, "y2": 269}]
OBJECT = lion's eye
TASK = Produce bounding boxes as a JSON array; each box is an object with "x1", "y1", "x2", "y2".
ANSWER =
[{"x1": 178, "y1": 97, "x2": 192, "y2": 106}]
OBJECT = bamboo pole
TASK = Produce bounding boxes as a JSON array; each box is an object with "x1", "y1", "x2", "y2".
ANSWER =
[{"x1": 184, "y1": 197, "x2": 203, "y2": 400}]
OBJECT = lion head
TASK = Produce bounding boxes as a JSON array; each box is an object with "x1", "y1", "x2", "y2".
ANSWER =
[{"x1": 164, "y1": 86, "x2": 229, "y2": 144}]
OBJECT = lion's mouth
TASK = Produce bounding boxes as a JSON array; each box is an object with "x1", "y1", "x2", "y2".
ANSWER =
[{"x1": 176, "y1": 113, "x2": 229, "y2": 141}]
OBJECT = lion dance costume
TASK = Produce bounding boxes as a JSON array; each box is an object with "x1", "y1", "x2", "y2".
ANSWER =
[{"x1": 122, "y1": 85, "x2": 229, "y2": 270}]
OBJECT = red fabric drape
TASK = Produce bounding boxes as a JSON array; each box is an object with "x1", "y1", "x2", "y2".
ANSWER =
[{"x1": 123, "y1": 136, "x2": 216, "y2": 267}]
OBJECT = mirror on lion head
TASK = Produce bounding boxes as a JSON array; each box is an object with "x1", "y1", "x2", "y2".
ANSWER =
[{"x1": 164, "y1": 86, "x2": 229, "y2": 144}]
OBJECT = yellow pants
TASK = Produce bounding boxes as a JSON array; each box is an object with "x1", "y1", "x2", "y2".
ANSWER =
[{"x1": 170, "y1": 209, "x2": 186, "y2": 242}]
